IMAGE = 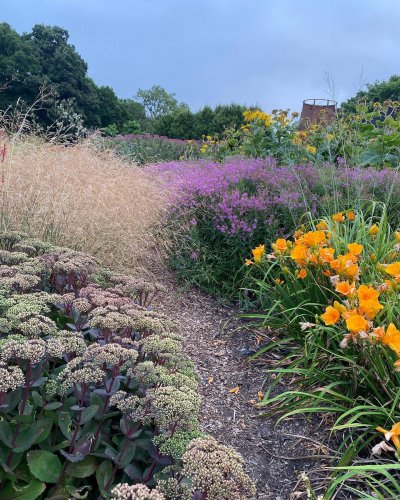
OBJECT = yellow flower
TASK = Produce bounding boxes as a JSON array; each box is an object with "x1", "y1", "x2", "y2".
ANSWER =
[
  {"x1": 326, "y1": 133, "x2": 334, "y2": 141},
  {"x1": 252, "y1": 244, "x2": 265, "y2": 263},
  {"x1": 332, "y1": 212, "x2": 344, "y2": 223},
  {"x1": 321, "y1": 305, "x2": 340, "y2": 325},
  {"x1": 297, "y1": 269, "x2": 307, "y2": 279},
  {"x1": 346, "y1": 314, "x2": 368, "y2": 333},
  {"x1": 347, "y1": 243, "x2": 363, "y2": 256},
  {"x1": 305, "y1": 145, "x2": 317, "y2": 154},
  {"x1": 333, "y1": 300, "x2": 347, "y2": 314},
  {"x1": 369, "y1": 224, "x2": 379, "y2": 236},
  {"x1": 395, "y1": 231, "x2": 400, "y2": 243},
  {"x1": 243, "y1": 109, "x2": 272, "y2": 127}
]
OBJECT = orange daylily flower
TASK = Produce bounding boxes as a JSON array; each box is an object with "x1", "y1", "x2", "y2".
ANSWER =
[
  {"x1": 342, "y1": 308, "x2": 358, "y2": 320},
  {"x1": 357, "y1": 284, "x2": 380, "y2": 301},
  {"x1": 321, "y1": 305, "x2": 340, "y2": 325},
  {"x1": 346, "y1": 314, "x2": 368, "y2": 333},
  {"x1": 345, "y1": 264, "x2": 359, "y2": 280},
  {"x1": 331, "y1": 253, "x2": 357, "y2": 274},
  {"x1": 376, "y1": 422, "x2": 400, "y2": 450},
  {"x1": 316, "y1": 220, "x2": 328, "y2": 231},
  {"x1": 252, "y1": 244, "x2": 265, "y2": 263},
  {"x1": 319, "y1": 247, "x2": 335, "y2": 263},
  {"x1": 385, "y1": 262, "x2": 400, "y2": 277},
  {"x1": 245, "y1": 259, "x2": 254, "y2": 266},
  {"x1": 332, "y1": 212, "x2": 344, "y2": 223},
  {"x1": 273, "y1": 238, "x2": 288, "y2": 252},
  {"x1": 359, "y1": 299, "x2": 383, "y2": 319},
  {"x1": 395, "y1": 231, "x2": 400, "y2": 243},
  {"x1": 347, "y1": 243, "x2": 363, "y2": 255},
  {"x1": 297, "y1": 269, "x2": 307, "y2": 279},
  {"x1": 290, "y1": 244, "x2": 308, "y2": 264},
  {"x1": 335, "y1": 281, "x2": 356, "y2": 296},
  {"x1": 300, "y1": 230, "x2": 326, "y2": 247},
  {"x1": 381, "y1": 323, "x2": 400, "y2": 355},
  {"x1": 347, "y1": 211, "x2": 355, "y2": 221}
]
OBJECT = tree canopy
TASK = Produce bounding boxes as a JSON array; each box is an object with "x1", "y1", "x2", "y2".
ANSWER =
[
  {"x1": 0, "y1": 22, "x2": 252, "y2": 138},
  {"x1": 341, "y1": 75, "x2": 400, "y2": 112}
]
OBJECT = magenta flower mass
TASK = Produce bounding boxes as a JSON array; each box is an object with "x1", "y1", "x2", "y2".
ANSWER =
[{"x1": 149, "y1": 158, "x2": 400, "y2": 239}]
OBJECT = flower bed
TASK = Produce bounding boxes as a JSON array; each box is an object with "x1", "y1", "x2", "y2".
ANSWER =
[
  {"x1": 0, "y1": 231, "x2": 255, "y2": 499},
  {"x1": 150, "y1": 158, "x2": 400, "y2": 296},
  {"x1": 245, "y1": 208, "x2": 400, "y2": 497}
]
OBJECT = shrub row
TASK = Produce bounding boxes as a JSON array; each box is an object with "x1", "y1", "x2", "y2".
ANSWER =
[{"x1": 0, "y1": 231, "x2": 255, "y2": 499}]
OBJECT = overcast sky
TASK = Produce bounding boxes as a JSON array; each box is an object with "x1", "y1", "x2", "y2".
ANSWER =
[{"x1": 2, "y1": 0, "x2": 400, "y2": 112}]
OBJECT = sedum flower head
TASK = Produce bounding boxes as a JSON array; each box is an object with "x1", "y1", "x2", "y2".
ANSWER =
[
  {"x1": 111, "y1": 483, "x2": 165, "y2": 500},
  {"x1": 0, "y1": 364, "x2": 25, "y2": 393},
  {"x1": 47, "y1": 330, "x2": 87, "y2": 358},
  {"x1": 182, "y1": 437, "x2": 256, "y2": 499},
  {"x1": 0, "y1": 337, "x2": 47, "y2": 365},
  {"x1": 58, "y1": 356, "x2": 105, "y2": 393},
  {"x1": 150, "y1": 385, "x2": 201, "y2": 432}
]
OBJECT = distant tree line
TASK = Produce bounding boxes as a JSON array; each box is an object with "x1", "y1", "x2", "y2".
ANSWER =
[
  {"x1": 341, "y1": 75, "x2": 400, "y2": 112},
  {"x1": 0, "y1": 22, "x2": 249, "y2": 139}
]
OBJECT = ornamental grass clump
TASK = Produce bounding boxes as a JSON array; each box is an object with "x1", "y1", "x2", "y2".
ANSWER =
[
  {"x1": 0, "y1": 139, "x2": 167, "y2": 269},
  {"x1": 245, "y1": 205, "x2": 400, "y2": 497},
  {"x1": 0, "y1": 232, "x2": 254, "y2": 499}
]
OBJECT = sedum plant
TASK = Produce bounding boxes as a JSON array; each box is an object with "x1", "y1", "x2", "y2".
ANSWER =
[{"x1": 0, "y1": 231, "x2": 255, "y2": 499}]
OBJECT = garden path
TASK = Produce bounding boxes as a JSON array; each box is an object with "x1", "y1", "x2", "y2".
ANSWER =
[{"x1": 154, "y1": 269, "x2": 334, "y2": 500}]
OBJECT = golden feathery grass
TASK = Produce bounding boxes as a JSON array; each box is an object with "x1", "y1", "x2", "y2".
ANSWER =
[{"x1": 0, "y1": 138, "x2": 168, "y2": 269}]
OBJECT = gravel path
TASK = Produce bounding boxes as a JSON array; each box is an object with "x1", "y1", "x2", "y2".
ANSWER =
[{"x1": 154, "y1": 270, "x2": 335, "y2": 499}]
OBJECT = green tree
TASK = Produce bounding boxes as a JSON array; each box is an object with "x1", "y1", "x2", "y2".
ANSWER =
[
  {"x1": 135, "y1": 84, "x2": 179, "y2": 119},
  {"x1": 23, "y1": 25, "x2": 101, "y2": 126},
  {"x1": 119, "y1": 99, "x2": 146, "y2": 127},
  {"x1": 0, "y1": 23, "x2": 42, "y2": 110},
  {"x1": 97, "y1": 86, "x2": 122, "y2": 127},
  {"x1": 342, "y1": 75, "x2": 400, "y2": 112}
]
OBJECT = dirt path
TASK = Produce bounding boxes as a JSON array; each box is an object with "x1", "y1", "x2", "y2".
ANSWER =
[{"x1": 155, "y1": 270, "x2": 334, "y2": 499}]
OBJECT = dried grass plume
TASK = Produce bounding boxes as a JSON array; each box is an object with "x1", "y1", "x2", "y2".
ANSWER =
[{"x1": 0, "y1": 138, "x2": 167, "y2": 269}]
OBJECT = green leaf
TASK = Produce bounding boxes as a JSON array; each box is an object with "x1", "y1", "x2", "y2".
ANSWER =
[
  {"x1": 66, "y1": 456, "x2": 98, "y2": 478},
  {"x1": 0, "y1": 419, "x2": 13, "y2": 447},
  {"x1": 95, "y1": 459, "x2": 113, "y2": 493},
  {"x1": 79, "y1": 405, "x2": 100, "y2": 425},
  {"x1": 1, "y1": 479, "x2": 46, "y2": 500},
  {"x1": 43, "y1": 402, "x2": 63, "y2": 411},
  {"x1": 27, "y1": 450, "x2": 62, "y2": 483},
  {"x1": 31, "y1": 392, "x2": 43, "y2": 407},
  {"x1": 58, "y1": 412, "x2": 72, "y2": 439},
  {"x1": 14, "y1": 418, "x2": 52, "y2": 452}
]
